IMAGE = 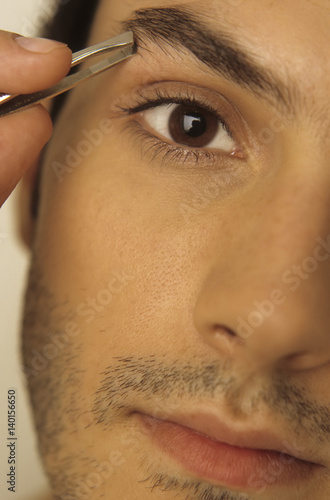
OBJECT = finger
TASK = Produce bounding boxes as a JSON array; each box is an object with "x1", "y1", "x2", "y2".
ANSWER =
[
  {"x1": 0, "y1": 105, "x2": 53, "y2": 207},
  {"x1": 0, "y1": 31, "x2": 72, "y2": 206},
  {"x1": 0, "y1": 30, "x2": 72, "y2": 94}
]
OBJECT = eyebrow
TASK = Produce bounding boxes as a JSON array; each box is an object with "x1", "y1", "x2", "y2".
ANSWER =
[{"x1": 123, "y1": 6, "x2": 295, "y2": 115}]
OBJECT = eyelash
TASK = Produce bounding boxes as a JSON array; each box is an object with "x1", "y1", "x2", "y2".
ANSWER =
[{"x1": 117, "y1": 88, "x2": 244, "y2": 167}]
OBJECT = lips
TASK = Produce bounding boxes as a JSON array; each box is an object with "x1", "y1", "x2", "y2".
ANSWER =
[{"x1": 135, "y1": 411, "x2": 322, "y2": 493}]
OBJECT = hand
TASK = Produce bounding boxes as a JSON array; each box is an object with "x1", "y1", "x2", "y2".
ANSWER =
[{"x1": 0, "y1": 31, "x2": 72, "y2": 207}]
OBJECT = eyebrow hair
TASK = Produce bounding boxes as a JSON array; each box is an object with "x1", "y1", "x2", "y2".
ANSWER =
[{"x1": 123, "y1": 6, "x2": 294, "y2": 115}]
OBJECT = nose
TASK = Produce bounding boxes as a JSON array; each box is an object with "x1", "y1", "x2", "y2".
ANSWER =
[{"x1": 193, "y1": 156, "x2": 330, "y2": 374}]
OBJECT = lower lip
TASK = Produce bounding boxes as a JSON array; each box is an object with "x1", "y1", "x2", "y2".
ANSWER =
[{"x1": 136, "y1": 413, "x2": 318, "y2": 492}]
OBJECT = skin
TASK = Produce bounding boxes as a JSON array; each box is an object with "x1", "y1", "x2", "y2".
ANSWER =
[
  {"x1": 0, "y1": 33, "x2": 71, "y2": 206},
  {"x1": 4, "y1": 0, "x2": 330, "y2": 498}
]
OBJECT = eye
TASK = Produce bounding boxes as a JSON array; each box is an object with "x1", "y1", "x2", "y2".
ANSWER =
[{"x1": 142, "y1": 103, "x2": 237, "y2": 154}]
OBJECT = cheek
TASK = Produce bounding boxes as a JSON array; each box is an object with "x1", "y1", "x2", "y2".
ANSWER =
[
  {"x1": 34, "y1": 103, "x2": 240, "y2": 367},
  {"x1": 33, "y1": 135, "x2": 202, "y2": 354},
  {"x1": 37, "y1": 144, "x2": 166, "y2": 287}
]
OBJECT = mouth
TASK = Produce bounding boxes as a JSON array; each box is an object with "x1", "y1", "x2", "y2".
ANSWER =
[{"x1": 134, "y1": 411, "x2": 323, "y2": 493}]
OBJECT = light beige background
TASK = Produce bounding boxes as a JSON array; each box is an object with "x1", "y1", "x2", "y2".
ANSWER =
[{"x1": 0, "y1": 1, "x2": 59, "y2": 498}]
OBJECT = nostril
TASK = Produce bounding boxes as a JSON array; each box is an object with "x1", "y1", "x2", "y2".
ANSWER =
[
  {"x1": 214, "y1": 324, "x2": 237, "y2": 337},
  {"x1": 206, "y1": 324, "x2": 243, "y2": 356}
]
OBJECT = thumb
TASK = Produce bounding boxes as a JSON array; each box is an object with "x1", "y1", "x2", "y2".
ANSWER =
[
  {"x1": 0, "y1": 31, "x2": 72, "y2": 206},
  {"x1": 0, "y1": 30, "x2": 72, "y2": 94}
]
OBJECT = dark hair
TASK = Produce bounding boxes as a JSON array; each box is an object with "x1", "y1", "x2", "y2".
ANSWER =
[{"x1": 41, "y1": 0, "x2": 101, "y2": 121}]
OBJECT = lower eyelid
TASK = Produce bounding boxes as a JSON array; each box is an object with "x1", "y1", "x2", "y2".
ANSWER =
[
  {"x1": 118, "y1": 119, "x2": 255, "y2": 199},
  {"x1": 123, "y1": 119, "x2": 243, "y2": 169}
]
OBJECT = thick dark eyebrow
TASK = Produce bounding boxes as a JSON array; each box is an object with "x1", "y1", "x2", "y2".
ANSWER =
[{"x1": 123, "y1": 6, "x2": 294, "y2": 115}]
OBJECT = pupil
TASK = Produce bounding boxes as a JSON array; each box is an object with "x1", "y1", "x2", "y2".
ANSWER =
[
  {"x1": 169, "y1": 104, "x2": 219, "y2": 148},
  {"x1": 182, "y1": 112, "x2": 207, "y2": 138}
]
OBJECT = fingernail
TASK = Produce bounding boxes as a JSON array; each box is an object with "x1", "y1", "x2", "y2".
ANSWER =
[{"x1": 14, "y1": 36, "x2": 67, "y2": 53}]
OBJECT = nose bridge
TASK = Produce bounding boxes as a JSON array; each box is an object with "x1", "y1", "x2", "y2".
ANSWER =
[
  {"x1": 238, "y1": 164, "x2": 330, "y2": 364},
  {"x1": 252, "y1": 164, "x2": 330, "y2": 267},
  {"x1": 238, "y1": 152, "x2": 330, "y2": 288},
  {"x1": 194, "y1": 158, "x2": 330, "y2": 372}
]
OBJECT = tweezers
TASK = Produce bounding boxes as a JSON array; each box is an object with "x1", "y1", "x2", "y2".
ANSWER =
[{"x1": 0, "y1": 31, "x2": 135, "y2": 117}]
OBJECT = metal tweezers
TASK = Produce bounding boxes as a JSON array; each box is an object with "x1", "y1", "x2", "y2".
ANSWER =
[{"x1": 0, "y1": 31, "x2": 135, "y2": 117}]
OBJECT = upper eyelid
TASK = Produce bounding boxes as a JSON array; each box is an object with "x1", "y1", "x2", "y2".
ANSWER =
[{"x1": 118, "y1": 94, "x2": 234, "y2": 139}]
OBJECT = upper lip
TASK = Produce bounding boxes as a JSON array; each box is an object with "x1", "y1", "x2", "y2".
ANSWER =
[{"x1": 140, "y1": 410, "x2": 323, "y2": 466}]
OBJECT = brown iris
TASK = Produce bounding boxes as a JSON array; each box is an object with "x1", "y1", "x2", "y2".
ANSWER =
[{"x1": 168, "y1": 104, "x2": 219, "y2": 148}]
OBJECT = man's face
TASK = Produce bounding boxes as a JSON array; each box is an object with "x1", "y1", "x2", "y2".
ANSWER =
[{"x1": 22, "y1": 0, "x2": 330, "y2": 499}]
